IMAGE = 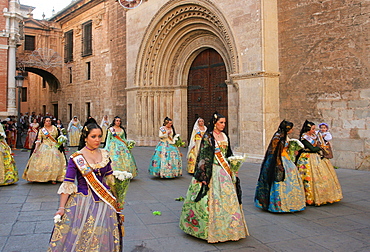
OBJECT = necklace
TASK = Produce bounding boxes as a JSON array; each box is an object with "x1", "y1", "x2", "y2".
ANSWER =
[
  {"x1": 85, "y1": 146, "x2": 97, "y2": 153},
  {"x1": 213, "y1": 130, "x2": 222, "y2": 135}
]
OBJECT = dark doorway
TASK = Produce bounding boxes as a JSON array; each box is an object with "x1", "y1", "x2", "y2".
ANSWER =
[{"x1": 187, "y1": 48, "x2": 228, "y2": 140}]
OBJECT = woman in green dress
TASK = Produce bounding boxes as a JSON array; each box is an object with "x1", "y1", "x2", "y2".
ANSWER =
[
  {"x1": 104, "y1": 116, "x2": 137, "y2": 177},
  {"x1": 179, "y1": 112, "x2": 249, "y2": 243}
]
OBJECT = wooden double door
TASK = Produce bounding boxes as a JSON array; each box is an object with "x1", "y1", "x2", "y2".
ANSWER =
[{"x1": 187, "y1": 48, "x2": 228, "y2": 140}]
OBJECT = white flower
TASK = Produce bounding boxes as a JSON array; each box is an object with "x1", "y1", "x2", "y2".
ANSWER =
[
  {"x1": 113, "y1": 170, "x2": 133, "y2": 181},
  {"x1": 173, "y1": 134, "x2": 180, "y2": 142},
  {"x1": 54, "y1": 214, "x2": 62, "y2": 223}
]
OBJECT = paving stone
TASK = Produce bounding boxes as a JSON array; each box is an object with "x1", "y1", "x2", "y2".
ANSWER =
[{"x1": 1, "y1": 147, "x2": 370, "y2": 252}]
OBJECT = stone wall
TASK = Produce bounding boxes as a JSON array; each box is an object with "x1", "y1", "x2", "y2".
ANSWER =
[{"x1": 278, "y1": 1, "x2": 370, "y2": 169}]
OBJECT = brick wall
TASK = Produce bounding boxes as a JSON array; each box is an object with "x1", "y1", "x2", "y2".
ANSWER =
[
  {"x1": 278, "y1": 1, "x2": 370, "y2": 169},
  {"x1": 108, "y1": 0, "x2": 127, "y2": 125},
  {"x1": 0, "y1": 0, "x2": 8, "y2": 114}
]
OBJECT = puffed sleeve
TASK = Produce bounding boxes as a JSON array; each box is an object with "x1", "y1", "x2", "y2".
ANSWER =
[
  {"x1": 323, "y1": 132, "x2": 332, "y2": 141},
  {"x1": 159, "y1": 127, "x2": 167, "y2": 139},
  {"x1": 35, "y1": 129, "x2": 42, "y2": 143},
  {"x1": 57, "y1": 158, "x2": 77, "y2": 194}
]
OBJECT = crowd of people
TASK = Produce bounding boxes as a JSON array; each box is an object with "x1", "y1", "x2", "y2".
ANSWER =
[{"x1": 0, "y1": 111, "x2": 343, "y2": 250}]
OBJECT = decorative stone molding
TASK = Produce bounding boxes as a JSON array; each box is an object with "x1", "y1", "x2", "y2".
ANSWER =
[
  {"x1": 94, "y1": 13, "x2": 104, "y2": 27},
  {"x1": 230, "y1": 71, "x2": 280, "y2": 80},
  {"x1": 135, "y1": 0, "x2": 238, "y2": 88}
]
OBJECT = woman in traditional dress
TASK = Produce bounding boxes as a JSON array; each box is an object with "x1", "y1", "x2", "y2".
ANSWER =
[
  {"x1": 4, "y1": 119, "x2": 16, "y2": 149},
  {"x1": 56, "y1": 119, "x2": 64, "y2": 131},
  {"x1": 24, "y1": 118, "x2": 39, "y2": 149},
  {"x1": 48, "y1": 121, "x2": 123, "y2": 251},
  {"x1": 0, "y1": 123, "x2": 18, "y2": 186},
  {"x1": 186, "y1": 118, "x2": 207, "y2": 174},
  {"x1": 104, "y1": 116, "x2": 137, "y2": 177},
  {"x1": 149, "y1": 117, "x2": 182, "y2": 178},
  {"x1": 296, "y1": 120, "x2": 343, "y2": 206},
  {"x1": 100, "y1": 115, "x2": 110, "y2": 144},
  {"x1": 23, "y1": 116, "x2": 66, "y2": 184},
  {"x1": 254, "y1": 120, "x2": 306, "y2": 213},
  {"x1": 67, "y1": 116, "x2": 81, "y2": 147},
  {"x1": 179, "y1": 112, "x2": 248, "y2": 243}
]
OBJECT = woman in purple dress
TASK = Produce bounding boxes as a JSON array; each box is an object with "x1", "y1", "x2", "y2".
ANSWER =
[{"x1": 48, "y1": 119, "x2": 123, "y2": 252}]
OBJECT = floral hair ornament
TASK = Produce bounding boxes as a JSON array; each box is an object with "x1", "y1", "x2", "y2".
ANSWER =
[{"x1": 84, "y1": 126, "x2": 88, "y2": 132}]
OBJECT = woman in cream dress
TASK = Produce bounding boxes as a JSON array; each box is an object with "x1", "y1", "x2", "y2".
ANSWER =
[{"x1": 23, "y1": 117, "x2": 66, "y2": 183}]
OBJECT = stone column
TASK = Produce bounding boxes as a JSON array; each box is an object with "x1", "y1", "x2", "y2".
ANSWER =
[{"x1": 7, "y1": 43, "x2": 17, "y2": 115}]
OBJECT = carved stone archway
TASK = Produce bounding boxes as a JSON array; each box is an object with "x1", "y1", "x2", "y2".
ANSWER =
[{"x1": 127, "y1": 0, "x2": 239, "y2": 145}]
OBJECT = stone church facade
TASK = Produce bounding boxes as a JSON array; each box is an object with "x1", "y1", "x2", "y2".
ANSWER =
[{"x1": 15, "y1": 0, "x2": 370, "y2": 170}]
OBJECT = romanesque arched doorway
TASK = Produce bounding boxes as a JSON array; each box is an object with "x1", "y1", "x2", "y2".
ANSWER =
[{"x1": 187, "y1": 48, "x2": 228, "y2": 140}]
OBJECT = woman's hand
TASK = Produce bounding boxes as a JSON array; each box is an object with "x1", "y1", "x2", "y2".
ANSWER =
[{"x1": 55, "y1": 208, "x2": 64, "y2": 216}]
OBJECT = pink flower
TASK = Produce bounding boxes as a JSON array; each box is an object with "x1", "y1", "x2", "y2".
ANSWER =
[{"x1": 189, "y1": 209, "x2": 194, "y2": 218}]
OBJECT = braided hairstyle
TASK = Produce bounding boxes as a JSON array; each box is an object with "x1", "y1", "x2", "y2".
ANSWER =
[
  {"x1": 78, "y1": 118, "x2": 102, "y2": 150},
  {"x1": 206, "y1": 112, "x2": 225, "y2": 133},
  {"x1": 277, "y1": 120, "x2": 294, "y2": 143},
  {"x1": 299, "y1": 120, "x2": 315, "y2": 139},
  {"x1": 163, "y1": 117, "x2": 176, "y2": 136}
]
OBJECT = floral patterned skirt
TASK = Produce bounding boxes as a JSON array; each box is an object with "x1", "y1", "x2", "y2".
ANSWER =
[
  {"x1": 148, "y1": 141, "x2": 182, "y2": 178},
  {"x1": 255, "y1": 155, "x2": 306, "y2": 212},
  {"x1": 23, "y1": 143, "x2": 66, "y2": 182},
  {"x1": 179, "y1": 164, "x2": 248, "y2": 243},
  {"x1": 0, "y1": 141, "x2": 18, "y2": 186},
  {"x1": 186, "y1": 143, "x2": 201, "y2": 174},
  {"x1": 24, "y1": 131, "x2": 37, "y2": 149},
  {"x1": 68, "y1": 127, "x2": 80, "y2": 147},
  {"x1": 48, "y1": 193, "x2": 122, "y2": 252},
  {"x1": 297, "y1": 152, "x2": 343, "y2": 206},
  {"x1": 105, "y1": 141, "x2": 138, "y2": 178}
]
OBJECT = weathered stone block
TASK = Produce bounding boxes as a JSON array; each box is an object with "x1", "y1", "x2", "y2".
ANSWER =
[
  {"x1": 333, "y1": 139, "x2": 364, "y2": 152},
  {"x1": 348, "y1": 100, "x2": 370, "y2": 108},
  {"x1": 360, "y1": 89, "x2": 370, "y2": 99},
  {"x1": 342, "y1": 119, "x2": 366, "y2": 130}
]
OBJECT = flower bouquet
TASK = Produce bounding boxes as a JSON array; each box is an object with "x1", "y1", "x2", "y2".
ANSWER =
[
  {"x1": 127, "y1": 140, "x2": 136, "y2": 150},
  {"x1": 288, "y1": 138, "x2": 304, "y2": 163},
  {"x1": 112, "y1": 170, "x2": 133, "y2": 210},
  {"x1": 55, "y1": 135, "x2": 68, "y2": 149},
  {"x1": 61, "y1": 128, "x2": 67, "y2": 136},
  {"x1": 173, "y1": 134, "x2": 186, "y2": 147},
  {"x1": 227, "y1": 153, "x2": 247, "y2": 182}
]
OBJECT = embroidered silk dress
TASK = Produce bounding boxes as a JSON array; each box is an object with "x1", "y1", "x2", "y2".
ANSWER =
[
  {"x1": 24, "y1": 122, "x2": 39, "y2": 149},
  {"x1": 149, "y1": 126, "x2": 182, "y2": 178},
  {"x1": 187, "y1": 119, "x2": 207, "y2": 173},
  {"x1": 0, "y1": 124, "x2": 18, "y2": 186},
  {"x1": 179, "y1": 132, "x2": 248, "y2": 243},
  {"x1": 296, "y1": 133, "x2": 342, "y2": 206},
  {"x1": 255, "y1": 138, "x2": 306, "y2": 213},
  {"x1": 104, "y1": 127, "x2": 137, "y2": 177},
  {"x1": 67, "y1": 119, "x2": 81, "y2": 147},
  {"x1": 48, "y1": 149, "x2": 122, "y2": 252},
  {"x1": 23, "y1": 126, "x2": 66, "y2": 182}
]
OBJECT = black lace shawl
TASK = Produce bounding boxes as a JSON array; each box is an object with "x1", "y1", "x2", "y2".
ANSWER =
[
  {"x1": 193, "y1": 131, "x2": 234, "y2": 202},
  {"x1": 254, "y1": 131, "x2": 285, "y2": 210}
]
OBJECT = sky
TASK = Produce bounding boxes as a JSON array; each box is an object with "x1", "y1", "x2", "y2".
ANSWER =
[{"x1": 20, "y1": 0, "x2": 73, "y2": 20}]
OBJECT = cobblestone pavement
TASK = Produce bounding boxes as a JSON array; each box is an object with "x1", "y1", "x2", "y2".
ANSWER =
[{"x1": 1, "y1": 146, "x2": 370, "y2": 252}]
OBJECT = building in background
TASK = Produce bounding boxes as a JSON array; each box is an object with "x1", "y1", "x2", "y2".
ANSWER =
[
  {"x1": 0, "y1": 0, "x2": 33, "y2": 117},
  {"x1": 15, "y1": 0, "x2": 370, "y2": 170}
]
